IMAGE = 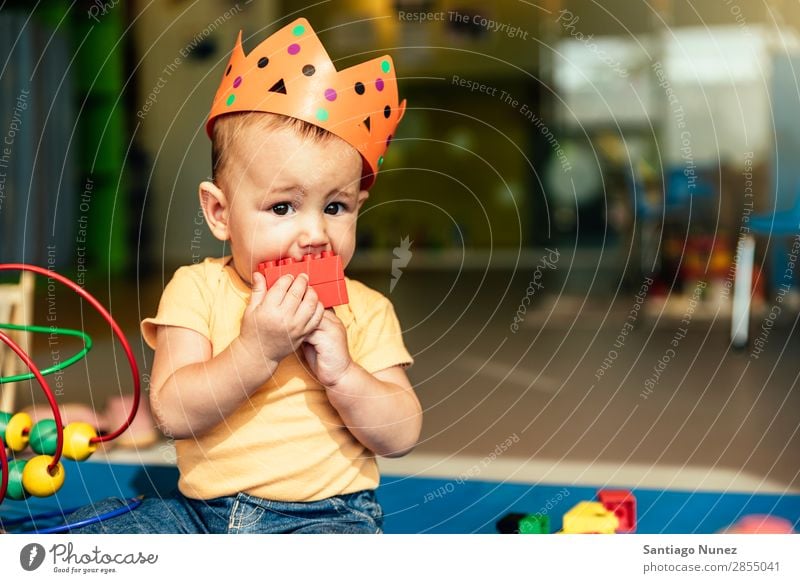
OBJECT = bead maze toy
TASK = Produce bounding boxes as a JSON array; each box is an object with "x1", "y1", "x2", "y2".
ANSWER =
[
  {"x1": 0, "y1": 264, "x2": 140, "y2": 516},
  {"x1": 258, "y1": 251, "x2": 348, "y2": 308}
]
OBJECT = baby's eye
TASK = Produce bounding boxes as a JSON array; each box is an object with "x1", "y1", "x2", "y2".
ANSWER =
[
  {"x1": 270, "y1": 202, "x2": 294, "y2": 216},
  {"x1": 325, "y1": 202, "x2": 348, "y2": 215}
]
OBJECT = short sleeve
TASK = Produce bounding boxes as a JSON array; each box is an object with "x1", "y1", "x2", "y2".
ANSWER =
[
  {"x1": 140, "y1": 265, "x2": 212, "y2": 349},
  {"x1": 352, "y1": 293, "x2": 414, "y2": 374}
]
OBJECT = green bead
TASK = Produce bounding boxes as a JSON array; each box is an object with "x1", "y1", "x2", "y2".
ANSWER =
[
  {"x1": 0, "y1": 411, "x2": 12, "y2": 441},
  {"x1": 5, "y1": 459, "x2": 29, "y2": 500},
  {"x1": 519, "y1": 513, "x2": 549, "y2": 534},
  {"x1": 29, "y1": 419, "x2": 59, "y2": 455}
]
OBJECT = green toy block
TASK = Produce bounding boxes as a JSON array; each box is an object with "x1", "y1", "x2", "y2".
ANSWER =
[{"x1": 519, "y1": 513, "x2": 549, "y2": 534}]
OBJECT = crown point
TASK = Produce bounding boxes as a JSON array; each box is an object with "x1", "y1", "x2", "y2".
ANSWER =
[
  {"x1": 316, "y1": 108, "x2": 329, "y2": 122},
  {"x1": 288, "y1": 43, "x2": 300, "y2": 55},
  {"x1": 324, "y1": 88, "x2": 337, "y2": 101},
  {"x1": 381, "y1": 59, "x2": 391, "y2": 73}
]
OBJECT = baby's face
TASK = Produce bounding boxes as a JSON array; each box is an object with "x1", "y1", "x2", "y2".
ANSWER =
[{"x1": 220, "y1": 125, "x2": 366, "y2": 284}]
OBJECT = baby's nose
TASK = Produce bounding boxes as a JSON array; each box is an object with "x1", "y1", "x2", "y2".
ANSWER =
[{"x1": 297, "y1": 215, "x2": 328, "y2": 250}]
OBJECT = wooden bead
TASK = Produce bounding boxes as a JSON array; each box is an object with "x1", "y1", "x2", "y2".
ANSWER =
[
  {"x1": 29, "y1": 419, "x2": 59, "y2": 455},
  {"x1": 21, "y1": 455, "x2": 65, "y2": 497},
  {"x1": 62, "y1": 422, "x2": 98, "y2": 461},
  {"x1": 0, "y1": 410, "x2": 12, "y2": 441},
  {"x1": 4, "y1": 459, "x2": 29, "y2": 500},
  {"x1": 4, "y1": 412, "x2": 32, "y2": 452}
]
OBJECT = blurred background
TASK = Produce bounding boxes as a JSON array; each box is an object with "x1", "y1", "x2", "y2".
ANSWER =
[{"x1": 2, "y1": 0, "x2": 800, "y2": 531}]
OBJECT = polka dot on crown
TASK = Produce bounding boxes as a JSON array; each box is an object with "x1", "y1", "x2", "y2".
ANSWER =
[
  {"x1": 381, "y1": 60, "x2": 391, "y2": 73},
  {"x1": 233, "y1": 76, "x2": 242, "y2": 89},
  {"x1": 303, "y1": 64, "x2": 315, "y2": 76},
  {"x1": 375, "y1": 78, "x2": 385, "y2": 91},
  {"x1": 316, "y1": 108, "x2": 329, "y2": 122},
  {"x1": 325, "y1": 88, "x2": 337, "y2": 101},
  {"x1": 288, "y1": 43, "x2": 300, "y2": 55},
  {"x1": 292, "y1": 24, "x2": 305, "y2": 36},
  {"x1": 378, "y1": 156, "x2": 384, "y2": 167},
  {"x1": 384, "y1": 105, "x2": 391, "y2": 118},
  {"x1": 258, "y1": 57, "x2": 269, "y2": 68},
  {"x1": 226, "y1": 94, "x2": 235, "y2": 106},
  {"x1": 354, "y1": 82, "x2": 365, "y2": 95}
]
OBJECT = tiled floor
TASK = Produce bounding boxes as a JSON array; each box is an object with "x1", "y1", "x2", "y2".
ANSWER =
[{"x1": 8, "y1": 259, "x2": 800, "y2": 494}]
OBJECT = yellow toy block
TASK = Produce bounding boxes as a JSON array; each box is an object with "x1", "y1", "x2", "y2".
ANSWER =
[{"x1": 562, "y1": 501, "x2": 619, "y2": 534}]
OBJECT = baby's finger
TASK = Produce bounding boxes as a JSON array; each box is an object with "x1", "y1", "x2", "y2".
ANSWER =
[
  {"x1": 280, "y1": 272, "x2": 309, "y2": 312},
  {"x1": 297, "y1": 291, "x2": 322, "y2": 332},
  {"x1": 263, "y1": 273, "x2": 295, "y2": 305},
  {"x1": 247, "y1": 272, "x2": 267, "y2": 311},
  {"x1": 299, "y1": 285, "x2": 319, "y2": 312},
  {"x1": 304, "y1": 301, "x2": 325, "y2": 335}
]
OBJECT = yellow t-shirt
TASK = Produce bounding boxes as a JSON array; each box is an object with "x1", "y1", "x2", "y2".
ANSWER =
[{"x1": 141, "y1": 256, "x2": 414, "y2": 502}]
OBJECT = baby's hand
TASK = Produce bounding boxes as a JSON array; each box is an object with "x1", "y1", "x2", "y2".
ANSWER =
[
  {"x1": 239, "y1": 272, "x2": 325, "y2": 364},
  {"x1": 301, "y1": 310, "x2": 353, "y2": 387}
]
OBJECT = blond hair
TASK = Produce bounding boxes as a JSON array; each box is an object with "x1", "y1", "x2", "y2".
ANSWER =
[{"x1": 211, "y1": 112, "x2": 334, "y2": 188}]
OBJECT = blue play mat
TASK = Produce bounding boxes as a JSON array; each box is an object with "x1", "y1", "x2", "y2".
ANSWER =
[{"x1": 1, "y1": 461, "x2": 797, "y2": 534}]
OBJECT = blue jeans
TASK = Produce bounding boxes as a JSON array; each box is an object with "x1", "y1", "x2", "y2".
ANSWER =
[{"x1": 64, "y1": 489, "x2": 383, "y2": 534}]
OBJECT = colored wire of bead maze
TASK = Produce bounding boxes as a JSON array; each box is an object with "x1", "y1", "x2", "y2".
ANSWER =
[
  {"x1": 0, "y1": 264, "x2": 141, "y2": 504},
  {"x1": 0, "y1": 323, "x2": 92, "y2": 384}
]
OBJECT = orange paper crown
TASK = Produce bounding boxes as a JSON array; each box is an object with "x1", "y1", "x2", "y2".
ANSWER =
[{"x1": 206, "y1": 18, "x2": 406, "y2": 190}]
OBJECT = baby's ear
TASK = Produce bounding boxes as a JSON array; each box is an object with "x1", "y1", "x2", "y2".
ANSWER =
[
  {"x1": 198, "y1": 181, "x2": 231, "y2": 241},
  {"x1": 356, "y1": 189, "x2": 370, "y2": 211}
]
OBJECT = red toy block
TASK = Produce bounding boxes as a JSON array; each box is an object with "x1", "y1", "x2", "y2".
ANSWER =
[
  {"x1": 258, "y1": 251, "x2": 348, "y2": 308},
  {"x1": 598, "y1": 489, "x2": 637, "y2": 533}
]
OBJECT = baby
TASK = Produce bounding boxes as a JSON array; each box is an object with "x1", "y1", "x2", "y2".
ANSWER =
[{"x1": 68, "y1": 19, "x2": 420, "y2": 533}]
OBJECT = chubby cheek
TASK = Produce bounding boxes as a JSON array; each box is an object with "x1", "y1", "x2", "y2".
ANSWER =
[
  {"x1": 330, "y1": 223, "x2": 358, "y2": 267},
  {"x1": 232, "y1": 228, "x2": 287, "y2": 279},
  {"x1": 248, "y1": 230, "x2": 291, "y2": 265}
]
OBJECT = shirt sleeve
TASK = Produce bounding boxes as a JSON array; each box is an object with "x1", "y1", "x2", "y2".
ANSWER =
[
  {"x1": 352, "y1": 293, "x2": 414, "y2": 374},
  {"x1": 140, "y1": 265, "x2": 212, "y2": 349}
]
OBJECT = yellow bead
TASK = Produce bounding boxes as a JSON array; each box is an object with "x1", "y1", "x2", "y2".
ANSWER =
[
  {"x1": 21, "y1": 455, "x2": 65, "y2": 497},
  {"x1": 5, "y1": 412, "x2": 32, "y2": 452},
  {"x1": 62, "y1": 422, "x2": 98, "y2": 461}
]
